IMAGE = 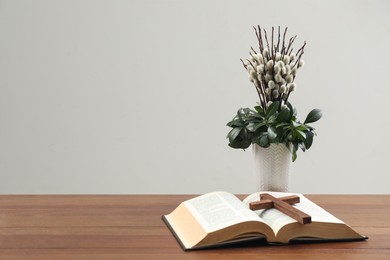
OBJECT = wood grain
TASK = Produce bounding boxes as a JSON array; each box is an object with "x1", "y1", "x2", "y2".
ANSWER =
[
  {"x1": 0, "y1": 195, "x2": 389, "y2": 259},
  {"x1": 249, "y1": 194, "x2": 300, "y2": 210}
]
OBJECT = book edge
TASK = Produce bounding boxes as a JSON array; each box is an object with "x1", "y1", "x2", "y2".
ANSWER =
[
  {"x1": 162, "y1": 215, "x2": 268, "y2": 250},
  {"x1": 162, "y1": 214, "x2": 368, "y2": 250},
  {"x1": 161, "y1": 215, "x2": 190, "y2": 251}
]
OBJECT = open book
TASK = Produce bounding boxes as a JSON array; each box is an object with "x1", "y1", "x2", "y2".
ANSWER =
[{"x1": 162, "y1": 191, "x2": 367, "y2": 250}]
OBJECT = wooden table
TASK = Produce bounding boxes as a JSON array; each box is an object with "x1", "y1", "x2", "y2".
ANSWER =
[{"x1": 0, "y1": 195, "x2": 389, "y2": 259}]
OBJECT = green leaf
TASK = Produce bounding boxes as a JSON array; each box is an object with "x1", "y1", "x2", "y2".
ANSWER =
[
  {"x1": 296, "y1": 125, "x2": 309, "y2": 131},
  {"x1": 286, "y1": 102, "x2": 294, "y2": 119},
  {"x1": 247, "y1": 122, "x2": 266, "y2": 132},
  {"x1": 276, "y1": 107, "x2": 290, "y2": 123},
  {"x1": 227, "y1": 119, "x2": 243, "y2": 127},
  {"x1": 295, "y1": 129, "x2": 306, "y2": 140},
  {"x1": 228, "y1": 138, "x2": 251, "y2": 149},
  {"x1": 259, "y1": 135, "x2": 270, "y2": 147},
  {"x1": 267, "y1": 113, "x2": 278, "y2": 124},
  {"x1": 237, "y1": 108, "x2": 246, "y2": 121},
  {"x1": 303, "y1": 124, "x2": 314, "y2": 131},
  {"x1": 246, "y1": 123, "x2": 255, "y2": 132},
  {"x1": 267, "y1": 127, "x2": 277, "y2": 141},
  {"x1": 246, "y1": 114, "x2": 263, "y2": 121},
  {"x1": 304, "y1": 131, "x2": 314, "y2": 149},
  {"x1": 227, "y1": 127, "x2": 243, "y2": 143},
  {"x1": 241, "y1": 107, "x2": 250, "y2": 114},
  {"x1": 276, "y1": 122, "x2": 289, "y2": 128},
  {"x1": 266, "y1": 101, "x2": 280, "y2": 119},
  {"x1": 253, "y1": 132, "x2": 270, "y2": 148},
  {"x1": 291, "y1": 121, "x2": 301, "y2": 128},
  {"x1": 254, "y1": 106, "x2": 265, "y2": 117},
  {"x1": 292, "y1": 146, "x2": 297, "y2": 162},
  {"x1": 304, "y1": 109, "x2": 323, "y2": 124},
  {"x1": 298, "y1": 142, "x2": 306, "y2": 152}
]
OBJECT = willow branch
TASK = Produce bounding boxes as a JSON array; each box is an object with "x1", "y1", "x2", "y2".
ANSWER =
[
  {"x1": 258, "y1": 26, "x2": 264, "y2": 53},
  {"x1": 276, "y1": 26, "x2": 281, "y2": 52},
  {"x1": 285, "y1": 35, "x2": 297, "y2": 55},
  {"x1": 271, "y1": 26, "x2": 274, "y2": 59},
  {"x1": 295, "y1": 41, "x2": 306, "y2": 58},
  {"x1": 253, "y1": 26, "x2": 263, "y2": 53},
  {"x1": 250, "y1": 46, "x2": 257, "y2": 54},
  {"x1": 293, "y1": 41, "x2": 306, "y2": 68},
  {"x1": 263, "y1": 29, "x2": 270, "y2": 57},
  {"x1": 281, "y1": 27, "x2": 288, "y2": 58}
]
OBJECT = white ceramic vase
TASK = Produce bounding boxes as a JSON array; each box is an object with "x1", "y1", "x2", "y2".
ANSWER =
[{"x1": 252, "y1": 143, "x2": 291, "y2": 192}]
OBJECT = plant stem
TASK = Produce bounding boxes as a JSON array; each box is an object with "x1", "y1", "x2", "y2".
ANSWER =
[
  {"x1": 293, "y1": 41, "x2": 306, "y2": 68},
  {"x1": 281, "y1": 27, "x2": 288, "y2": 59},
  {"x1": 250, "y1": 46, "x2": 257, "y2": 54},
  {"x1": 286, "y1": 35, "x2": 297, "y2": 55},
  {"x1": 276, "y1": 26, "x2": 281, "y2": 52},
  {"x1": 271, "y1": 26, "x2": 274, "y2": 59},
  {"x1": 263, "y1": 29, "x2": 270, "y2": 57},
  {"x1": 254, "y1": 26, "x2": 264, "y2": 53},
  {"x1": 258, "y1": 26, "x2": 264, "y2": 53},
  {"x1": 284, "y1": 91, "x2": 291, "y2": 104}
]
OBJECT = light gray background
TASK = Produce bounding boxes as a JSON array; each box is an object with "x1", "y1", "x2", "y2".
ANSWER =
[{"x1": 1, "y1": 0, "x2": 389, "y2": 194}]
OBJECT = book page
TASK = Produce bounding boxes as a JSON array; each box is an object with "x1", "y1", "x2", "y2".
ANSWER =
[
  {"x1": 184, "y1": 191, "x2": 266, "y2": 233},
  {"x1": 243, "y1": 192, "x2": 344, "y2": 234}
]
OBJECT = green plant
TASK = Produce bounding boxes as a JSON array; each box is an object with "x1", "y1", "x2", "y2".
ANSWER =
[{"x1": 227, "y1": 26, "x2": 322, "y2": 161}]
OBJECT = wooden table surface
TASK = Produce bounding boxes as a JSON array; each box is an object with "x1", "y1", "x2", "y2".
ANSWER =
[{"x1": 0, "y1": 195, "x2": 389, "y2": 259}]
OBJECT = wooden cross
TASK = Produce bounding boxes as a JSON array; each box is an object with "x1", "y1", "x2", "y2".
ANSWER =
[{"x1": 249, "y1": 193, "x2": 312, "y2": 224}]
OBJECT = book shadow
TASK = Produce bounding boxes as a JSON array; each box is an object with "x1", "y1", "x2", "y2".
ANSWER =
[{"x1": 190, "y1": 236, "x2": 368, "y2": 251}]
